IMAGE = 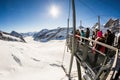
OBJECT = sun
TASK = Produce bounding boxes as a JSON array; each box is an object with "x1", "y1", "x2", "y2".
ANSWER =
[{"x1": 50, "y1": 5, "x2": 59, "y2": 18}]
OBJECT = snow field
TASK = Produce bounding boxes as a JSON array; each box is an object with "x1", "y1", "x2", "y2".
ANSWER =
[{"x1": 0, "y1": 37, "x2": 77, "y2": 80}]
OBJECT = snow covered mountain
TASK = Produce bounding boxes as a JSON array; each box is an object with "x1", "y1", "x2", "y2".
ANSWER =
[
  {"x1": 21, "y1": 32, "x2": 37, "y2": 37},
  {"x1": 0, "y1": 31, "x2": 26, "y2": 42},
  {"x1": 10, "y1": 31, "x2": 23, "y2": 38},
  {"x1": 33, "y1": 28, "x2": 73, "y2": 42},
  {"x1": 10, "y1": 31, "x2": 26, "y2": 42}
]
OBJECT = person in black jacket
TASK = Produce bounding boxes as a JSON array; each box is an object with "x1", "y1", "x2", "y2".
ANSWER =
[
  {"x1": 85, "y1": 28, "x2": 90, "y2": 43},
  {"x1": 85, "y1": 28, "x2": 90, "y2": 38},
  {"x1": 106, "y1": 29, "x2": 113, "y2": 46}
]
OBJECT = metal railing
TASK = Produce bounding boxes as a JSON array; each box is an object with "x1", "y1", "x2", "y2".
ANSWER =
[{"x1": 67, "y1": 35, "x2": 119, "y2": 80}]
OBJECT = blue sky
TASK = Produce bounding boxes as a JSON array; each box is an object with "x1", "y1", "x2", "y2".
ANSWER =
[{"x1": 0, "y1": 0, "x2": 120, "y2": 32}]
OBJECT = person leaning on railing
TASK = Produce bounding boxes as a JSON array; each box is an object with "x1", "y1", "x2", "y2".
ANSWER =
[
  {"x1": 80, "y1": 30, "x2": 85, "y2": 42},
  {"x1": 85, "y1": 28, "x2": 90, "y2": 45},
  {"x1": 92, "y1": 31, "x2": 106, "y2": 66},
  {"x1": 92, "y1": 31, "x2": 106, "y2": 53},
  {"x1": 75, "y1": 29, "x2": 81, "y2": 41},
  {"x1": 85, "y1": 28, "x2": 90, "y2": 38},
  {"x1": 75, "y1": 29, "x2": 81, "y2": 49}
]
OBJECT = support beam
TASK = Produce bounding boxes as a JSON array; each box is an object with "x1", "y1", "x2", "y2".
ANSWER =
[
  {"x1": 80, "y1": 20, "x2": 82, "y2": 27},
  {"x1": 76, "y1": 58, "x2": 82, "y2": 80},
  {"x1": 68, "y1": 0, "x2": 76, "y2": 78},
  {"x1": 67, "y1": 18, "x2": 70, "y2": 52},
  {"x1": 98, "y1": 16, "x2": 100, "y2": 30}
]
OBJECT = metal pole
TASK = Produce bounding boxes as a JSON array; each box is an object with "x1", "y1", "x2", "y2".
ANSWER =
[
  {"x1": 76, "y1": 58, "x2": 82, "y2": 80},
  {"x1": 117, "y1": 19, "x2": 120, "y2": 33},
  {"x1": 80, "y1": 20, "x2": 82, "y2": 27},
  {"x1": 67, "y1": 18, "x2": 70, "y2": 52},
  {"x1": 68, "y1": 0, "x2": 76, "y2": 79},
  {"x1": 98, "y1": 16, "x2": 100, "y2": 30}
]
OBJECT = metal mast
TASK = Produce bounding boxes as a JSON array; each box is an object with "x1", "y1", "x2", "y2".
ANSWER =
[
  {"x1": 98, "y1": 16, "x2": 100, "y2": 30},
  {"x1": 68, "y1": 0, "x2": 76, "y2": 79}
]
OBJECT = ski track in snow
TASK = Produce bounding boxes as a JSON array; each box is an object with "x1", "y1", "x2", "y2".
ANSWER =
[{"x1": 0, "y1": 37, "x2": 77, "y2": 80}]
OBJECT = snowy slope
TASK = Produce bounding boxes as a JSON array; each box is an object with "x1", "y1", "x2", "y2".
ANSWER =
[
  {"x1": 2, "y1": 33, "x2": 22, "y2": 41},
  {"x1": 0, "y1": 37, "x2": 77, "y2": 80}
]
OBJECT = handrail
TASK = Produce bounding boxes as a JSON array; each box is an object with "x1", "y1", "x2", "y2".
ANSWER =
[
  {"x1": 80, "y1": 36, "x2": 118, "y2": 51},
  {"x1": 67, "y1": 35, "x2": 119, "y2": 80},
  {"x1": 80, "y1": 36, "x2": 119, "y2": 80},
  {"x1": 106, "y1": 49, "x2": 119, "y2": 80}
]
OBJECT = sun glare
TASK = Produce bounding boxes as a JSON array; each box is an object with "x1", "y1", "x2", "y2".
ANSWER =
[{"x1": 50, "y1": 5, "x2": 59, "y2": 18}]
